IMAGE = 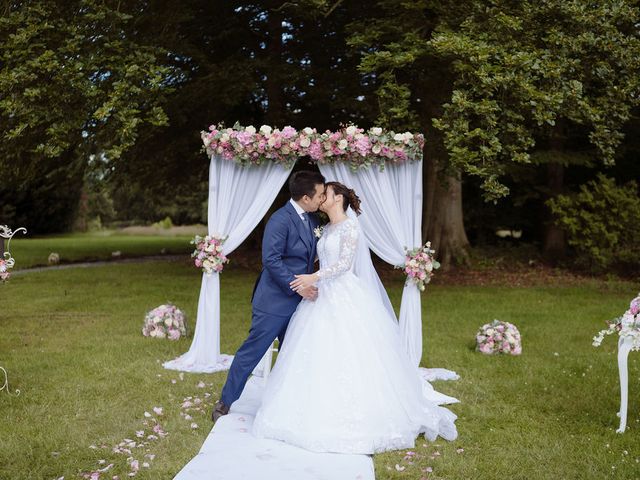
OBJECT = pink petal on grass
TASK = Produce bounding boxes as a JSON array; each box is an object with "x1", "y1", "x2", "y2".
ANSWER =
[
  {"x1": 153, "y1": 407, "x2": 163, "y2": 415},
  {"x1": 394, "y1": 464, "x2": 405, "y2": 472},
  {"x1": 135, "y1": 431, "x2": 144, "y2": 438},
  {"x1": 197, "y1": 381, "x2": 206, "y2": 388}
]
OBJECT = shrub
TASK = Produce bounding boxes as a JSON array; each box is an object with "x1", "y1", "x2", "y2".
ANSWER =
[{"x1": 547, "y1": 174, "x2": 640, "y2": 273}]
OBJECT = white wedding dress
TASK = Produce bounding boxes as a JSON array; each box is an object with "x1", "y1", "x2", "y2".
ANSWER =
[{"x1": 251, "y1": 217, "x2": 458, "y2": 454}]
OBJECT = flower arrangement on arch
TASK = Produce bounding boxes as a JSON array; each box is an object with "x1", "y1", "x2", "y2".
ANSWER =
[
  {"x1": 399, "y1": 242, "x2": 440, "y2": 292},
  {"x1": 142, "y1": 304, "x2": 187, "y2": 340},
  {"x1": 191, "y1": 234, "x2": 229, "y2": 275},
  {"x1": 593, "y1": 293, "x2": 640, "y2": 351},
  {"x1": 476, "y1": 320, "x2": 522, "y2": 355},
  {"x1": 0, "y1": 258, "x2": 10, "y2": 282},
  {"x1": 200, "y1": 123, "x2": 425, "y2": 169}
]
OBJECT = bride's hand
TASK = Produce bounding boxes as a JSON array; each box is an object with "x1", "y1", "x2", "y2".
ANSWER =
[{"x1": 290, "y1": 273, "x2": 319, "y2": 293}]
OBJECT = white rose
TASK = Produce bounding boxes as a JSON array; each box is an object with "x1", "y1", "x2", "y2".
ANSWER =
[
  {"x1": 403, "y1": 132, "x2": 414, "y2": 141},
  {"x1": 281, "y1": 146, "x2": 290, "y2": 154},
  {"x1": 153, "y1": 316, "x2": 163, "y2": 325},
  {"x1": 393, "y1": 133, "x2": 404, "y2": 141},
  {"x1": 372, "y1": 144, "x2": 382, "y2": 154},
  {"x1": 260, "y1": 125, "x2": 272, "y2": 135},
  {"x1": 245, "y1": 125, "x2": 256, "y2": 134},
  {"x1": 354, "y1": 132, "x2": 364, "y2": 140},
  {"x1": 346, "y1": 125, "x2": 357, "y2": 135},
  {"x1": 216, "y1": 245, "x2": 223, "y2": 252},
  {"x1": 202, "y1": 136, "x2": 211, "y2": 147},
  {"x1": 221, "y1": 133, "x2": 230, "y2": 142},
  {"x1": 203, "y1": 260, "x2": 213, "y2": 270},
  {"x1": 338, "y1": 139, "x2": 348, "y2": 150},
  {"x1": 149, "y1": 329, "x2": 157, "y2": 337},
  {"x1": 371, "y1": 127, "x2": 382, "y2": 135},
  {"x1": 303, "y1": 127, "x2": 314, "y2": 135},
  {"x1": 425, "y1": 263, "x2": 433, "y2": 272},
  {"x1": 300, "y1": 136, "x2": 311, "y2": 148},
  {"x1": 267, "y1": 136, "x2": 277, "y2": 147},
  {"x1": 409, "y1": 259, "x2": 417, "y2": 267},
  {"x1": 164, "y1": 318, "x2": 173, "y2": 327}
]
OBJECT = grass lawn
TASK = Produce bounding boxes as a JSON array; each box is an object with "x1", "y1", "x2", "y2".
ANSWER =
[
  {"x1": 1, "y1": 259, "x2": 639, "y2": 479},
  {"x1": 8, "y1": 232, "x2": 196, "y2": 269}
]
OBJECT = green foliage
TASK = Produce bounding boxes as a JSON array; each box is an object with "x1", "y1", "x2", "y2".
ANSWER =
[
  {"x1": 548, "y1": 174, "x2": 640, "y2": 272},
  {"x1": 152, "y1": 216, "x2": 174, "y2": 230},
  {"x1": 345, "y1": 0, "x2": 640, "y2": 200},
  {"x1": 0, "y1": 1, "x2": 172, "y2": 233}
]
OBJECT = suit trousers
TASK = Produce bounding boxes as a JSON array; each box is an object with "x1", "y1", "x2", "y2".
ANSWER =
[{"x1": 220, "y1": 307, "x2": 292, "y2": 407}]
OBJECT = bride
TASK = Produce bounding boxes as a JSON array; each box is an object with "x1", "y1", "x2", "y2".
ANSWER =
[{"x1": 251, "y1": 181, "x2": 458, "y2": 454}]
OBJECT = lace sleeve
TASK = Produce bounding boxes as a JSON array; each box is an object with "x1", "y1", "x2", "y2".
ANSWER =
[{"x1": 317, "y1": 219, "x2": 358, "y2": 281}]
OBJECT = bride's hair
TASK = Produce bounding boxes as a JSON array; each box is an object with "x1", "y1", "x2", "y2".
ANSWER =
[{"x1": 326, "y1": 182, "x2": 362, "y2": 215}]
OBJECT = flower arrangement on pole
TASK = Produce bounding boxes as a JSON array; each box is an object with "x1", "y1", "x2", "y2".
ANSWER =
[{"x1": 593, "y1": 294, "x2": 640, "y2": 351}]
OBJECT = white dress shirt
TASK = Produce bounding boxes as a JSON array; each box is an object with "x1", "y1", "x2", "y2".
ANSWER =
[{"x1": 289, "y1": 198, "x2": 307, "y2": 221}]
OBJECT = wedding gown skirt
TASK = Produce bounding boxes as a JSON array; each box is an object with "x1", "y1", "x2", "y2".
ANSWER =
[{"x1": 251, "y1": 268, "x2": 458, "y2": 454}]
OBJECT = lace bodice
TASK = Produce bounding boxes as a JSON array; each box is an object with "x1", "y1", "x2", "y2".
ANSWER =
[{"x1": 316, "y1": 218, "x2": 358, "y2": 282}]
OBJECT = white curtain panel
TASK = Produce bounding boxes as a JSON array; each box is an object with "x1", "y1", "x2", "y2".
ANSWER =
[
  {"x1": 318, "y1": 161, "x2": 424, "y2": 366},
  {"x1": 164, "y1": 155, "x2": 293, "y2": 373}
]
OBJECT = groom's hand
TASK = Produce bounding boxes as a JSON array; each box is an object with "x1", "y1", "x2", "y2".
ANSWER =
[{"x1": 299, "y1": 285, "x2": 318, "y2": 301}]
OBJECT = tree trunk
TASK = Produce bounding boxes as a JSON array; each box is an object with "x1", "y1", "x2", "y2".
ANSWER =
[
  {"x1": 423, "y1": 156, "x2": 470, "y2": 270},
  {"x1": 542, "y1": 161, "x2": 566, "y2": 262}
]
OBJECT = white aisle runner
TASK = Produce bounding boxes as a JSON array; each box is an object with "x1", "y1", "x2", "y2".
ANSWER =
[{"x1": 173, "y1": 377, "x2": 375, "y2": 480}]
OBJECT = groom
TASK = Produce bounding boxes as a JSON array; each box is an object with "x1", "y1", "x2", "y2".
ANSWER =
[{"x1": 212, "y1": 170, "x2": 326, "y2": 422}]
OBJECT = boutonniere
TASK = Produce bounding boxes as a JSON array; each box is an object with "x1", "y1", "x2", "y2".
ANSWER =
[{"x1": 313, "y1": 226, "x2": 324, "y2": 239}]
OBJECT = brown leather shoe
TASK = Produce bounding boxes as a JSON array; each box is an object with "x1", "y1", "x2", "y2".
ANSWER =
[{"x1": 211, "y1": 400, "x2": 230, "y2": 423}]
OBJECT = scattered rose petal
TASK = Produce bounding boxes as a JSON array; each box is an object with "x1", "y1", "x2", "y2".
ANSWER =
[
  {"x1": 184, "y1": 414, "x2": 192, "y2": 420},
  {"x1": 89, "y1": 445, "x2": 98, "y2": 450},
  {"x1": 135, "y1": 431, "x2": 144, "y2": 438},
  {"x1": 456, "y1": 448, "x2": 464, "y2": 454},
  {"x1": 395, "y1": 464, "x2": 405, "y2": 472},
  {"x1": 142, "y1": 462, "x2": 150, "y2": 468},
  {"x1": 145, "y1": 454, "x2": 156, "y2": 460},
  {"x1": 130, "y1": 459, "x2": 139, "y2": 471},
  {"x1": 171, "y1": 379, "x2": 177, "y2": 384},
  {"x1": 153, "y1": 407, "x2": 163, "y2": 416},
  {"x1": 143, "y1": 412, "x2": 152, "y2": 418},
  {"x1": 191, "y1": 423, "x2": 199, "y2": 429},
  {"x1": 179, "y1": 373, "x2": 184, "y2": 380},
  {"x1": 197, "y1": 381, "x2": 206, "y2": 388}
]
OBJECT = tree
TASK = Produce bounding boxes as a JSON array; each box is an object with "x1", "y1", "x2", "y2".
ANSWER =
[
  {"x1": 0, "y1": 1, "x2": 172, "y2": 232},
  {"x1": 314, "y1": 0, "x2": 640, "y2": 267}
]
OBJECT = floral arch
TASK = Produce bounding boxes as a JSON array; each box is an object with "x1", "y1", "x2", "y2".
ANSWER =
[{"x1": 164, "y1": 123, "x2": 436, "y2": 376}]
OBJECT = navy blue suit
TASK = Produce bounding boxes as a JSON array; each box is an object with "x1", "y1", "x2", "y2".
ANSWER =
[{"x1": 221, "y1": 201, "x2": 320, "y2": 407}]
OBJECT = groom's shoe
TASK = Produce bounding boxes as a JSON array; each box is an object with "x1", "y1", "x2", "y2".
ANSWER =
[{"x1": 211, "y1": 400, "x2": 229, "y2": 423}]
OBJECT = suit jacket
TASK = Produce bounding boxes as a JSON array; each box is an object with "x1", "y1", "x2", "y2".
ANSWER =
[{"x1": 251, "y1": 202, "x2": 320, "y2": 316}]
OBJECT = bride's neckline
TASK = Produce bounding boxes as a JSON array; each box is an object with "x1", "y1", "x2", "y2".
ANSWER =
[{"x1": 328, "y1": 216, "x2": 349, "y2": 226}]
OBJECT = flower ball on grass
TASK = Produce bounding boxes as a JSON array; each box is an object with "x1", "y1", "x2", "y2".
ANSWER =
[
  {"x1": 476, "y1": 320, "x2": 522, "y2": 355},
  {"x1": 143, "y1": 304, "x2": 187, "y2": 340}
]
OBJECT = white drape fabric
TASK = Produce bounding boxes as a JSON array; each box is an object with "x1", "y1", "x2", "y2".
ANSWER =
[
  {"x1": 164, "y1": 155, "x2": 293, "y2": 373},
  {"x1": 318, "y1": 161, "x2": 425, "y2": 366}
]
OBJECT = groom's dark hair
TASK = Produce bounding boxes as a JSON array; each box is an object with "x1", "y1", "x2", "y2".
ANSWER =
[{"x1": 289, "y1": 171, "x2": 325, "y2": 200}]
